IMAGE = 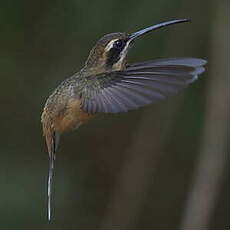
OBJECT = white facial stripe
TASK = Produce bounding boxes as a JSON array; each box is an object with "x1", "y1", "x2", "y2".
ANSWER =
[
  {"x1": 112, "y1": 40, "x2": 131, "y2": 69},
  {"x1": 119, "y1": 40, "x2": 131, "y2": 58},
  {"x1": 105, "y1": 39, "x2": 119, "y2": 52}
]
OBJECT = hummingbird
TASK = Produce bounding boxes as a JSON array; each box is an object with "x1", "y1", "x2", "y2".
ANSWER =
[{"x1": 41, "y1": 18, "x2": 207, "y2": 220}]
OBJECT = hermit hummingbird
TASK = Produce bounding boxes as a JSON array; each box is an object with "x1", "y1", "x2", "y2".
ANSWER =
[{"x1": 41, "y1": 18, "x2": 207, "y2": 220}]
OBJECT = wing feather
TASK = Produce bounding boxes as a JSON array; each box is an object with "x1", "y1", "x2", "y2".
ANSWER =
[
  {"x1": 129, "y1": 57, "x2": 207, "y2": 68},
  {"x1": 81, "y1": 58, "x2": 207, "y2": 113}
]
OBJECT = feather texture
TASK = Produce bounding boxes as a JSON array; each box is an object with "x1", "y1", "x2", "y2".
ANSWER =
[{"x1": 81, "y1": 58, "x2": 207, "y2": 113}]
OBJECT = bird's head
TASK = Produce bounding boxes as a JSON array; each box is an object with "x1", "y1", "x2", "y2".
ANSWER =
[{"x1": 84, "y1": 19, "x2": 190, "y2": 75}]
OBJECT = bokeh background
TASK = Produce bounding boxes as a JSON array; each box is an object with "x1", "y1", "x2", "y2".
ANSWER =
[{"x1": 1, "y1": 0, "x2": 230, "y2": 229}]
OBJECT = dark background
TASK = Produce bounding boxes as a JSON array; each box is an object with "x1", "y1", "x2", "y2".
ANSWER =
[{"x1": 1, "y1": 0, "x2": 230, "y2": 229}]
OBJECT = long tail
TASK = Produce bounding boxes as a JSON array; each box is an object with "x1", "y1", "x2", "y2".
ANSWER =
[{"x1": 46, "y1": 130, "x2": 60, "y2": 221}]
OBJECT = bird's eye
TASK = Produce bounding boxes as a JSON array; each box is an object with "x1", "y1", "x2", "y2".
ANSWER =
[{"x1": 113, "y1": 40, "x2": 125, "y2": 49}]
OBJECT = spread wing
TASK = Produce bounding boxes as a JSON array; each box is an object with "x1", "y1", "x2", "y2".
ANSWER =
[{"x1": 81, "y1": 58, "x2": 207, "y2": 113}]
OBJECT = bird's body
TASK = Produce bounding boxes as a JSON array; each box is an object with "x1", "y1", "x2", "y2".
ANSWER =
[
  {"x1": 41, "y1": 32, "x2": 130, "y2": 151},
  {"x1": 41, "y1": 19, "x2": 207, "y2": 221},
  {"x1": 42, "y1": 73, "x2": 93, "y2": 138}
]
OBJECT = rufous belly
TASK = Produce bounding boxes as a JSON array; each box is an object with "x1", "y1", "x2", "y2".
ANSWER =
[{"x1": 53, "y1": 99, "x2": 95, "y2": 133}]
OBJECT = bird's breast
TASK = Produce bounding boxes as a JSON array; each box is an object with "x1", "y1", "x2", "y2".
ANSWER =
[{"x1": 53, "y1": 98, "x2": 95, "y2": 133}]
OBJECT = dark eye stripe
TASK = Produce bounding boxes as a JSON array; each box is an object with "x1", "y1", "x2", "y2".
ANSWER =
[
  {"x1": 106, "y1": 39, "x2": 127, "y2": 67},
  {"x1": 106, "y1": 48, "x2": 121, "y2": 66},
  {"x1": 113, "y1": 40, "x2": 125, "y2": 49}
]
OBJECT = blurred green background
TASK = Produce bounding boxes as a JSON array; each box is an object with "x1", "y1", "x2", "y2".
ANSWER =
[{"x1": 1, "y1": 0, "x2": 230, "y2": 229}]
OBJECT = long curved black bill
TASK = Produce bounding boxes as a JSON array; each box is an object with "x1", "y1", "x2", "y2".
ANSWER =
[{"x1": 129, "y1": 19, "x2": 191, "y2": 41}]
